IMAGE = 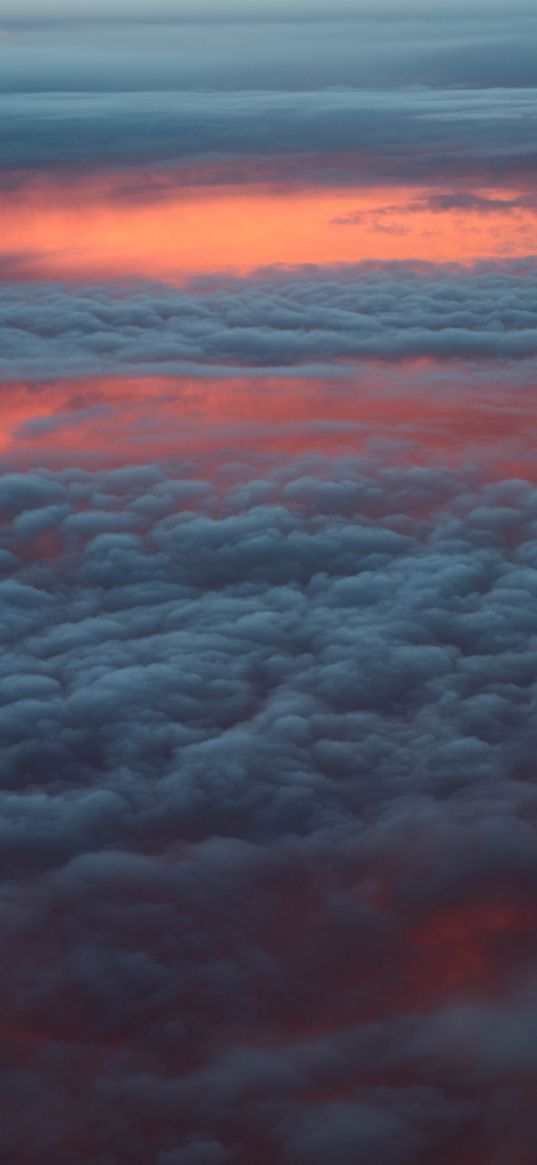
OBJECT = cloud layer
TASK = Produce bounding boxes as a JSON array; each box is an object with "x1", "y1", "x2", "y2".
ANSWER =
[
  {"x1": 1, "y1": 89, "x2": 536, "y2": 181},
  {"x1": 1, "y1": 458, "x2": 537, "y2": 1162},
  {"x1": 1, "y1": 261, "x2": 537, "y2": 379},
  {"x1": 3, "y1": 2, "x2": 537, "y2": 1160},
  {"x1": 1, "y1": 3, "x2": 537, "y2": 91}
]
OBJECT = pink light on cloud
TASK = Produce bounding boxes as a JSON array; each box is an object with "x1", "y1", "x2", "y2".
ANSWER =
[{"x1": 2, "y1": 364, "x2": 537, "y2": 478}]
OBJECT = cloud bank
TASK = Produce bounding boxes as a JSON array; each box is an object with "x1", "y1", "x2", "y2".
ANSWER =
[
  {"x1": 1, "y1": 458, "x2": 537, "y2": 1161},
  {"x1": 1, "y1": 261, "x2": 536, "y2": 379},
  {"x1": 1, "y1": 3, "x2": 537, "y2": 91},
  {"x1": 1, "y1": 90, "x2": 536, "y2": 181}
]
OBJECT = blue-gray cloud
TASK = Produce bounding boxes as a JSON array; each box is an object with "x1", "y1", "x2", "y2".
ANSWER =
[
  {"x1": 1, "y1": 3, "x2": 537, "y2": 91},
  {"x1": 1, "y1": 456, "x2": 537, "y2": 1161},
  {"x1": 0, "y1": 89, "x2": 536, "y2": 182},
  {"x1": 1, "y1": 261, "x2": 537, "y2": 379}
]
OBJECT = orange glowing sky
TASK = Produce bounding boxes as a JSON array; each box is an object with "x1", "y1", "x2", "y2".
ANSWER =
[{"x1": 3, "y1": 173, "x2": 536, "y2": 282}]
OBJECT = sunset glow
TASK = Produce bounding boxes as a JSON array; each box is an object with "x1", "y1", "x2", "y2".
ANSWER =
[
  {"x1": 3, "y1": 176, "x2": 536, "y2": 280},
  {"x1": 1, "y1": 369, "x2": 537, "y2": 478}
]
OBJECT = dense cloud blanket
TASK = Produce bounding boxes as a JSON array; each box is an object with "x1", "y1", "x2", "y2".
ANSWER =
[
  {"x1": 2, "y1": 0, "x2": 537, "y2": 1162},
  {"x1": 2, "y1": 459, "x2": 537, "y2": 1162}
]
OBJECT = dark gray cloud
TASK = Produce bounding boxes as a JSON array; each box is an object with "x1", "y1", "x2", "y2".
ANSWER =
[
  {"x1": 1, "y1": 455, "x2": 537, "y2": 1161},
  {"x1": 0, "y1": 89, "x2": 535, "y2": 184},
  {"x1": 334, "y1": 191, "x2": 537, "y2": 224},
  {"x1": 1, "y1": 261, "x2": 537, "y2": 379}
]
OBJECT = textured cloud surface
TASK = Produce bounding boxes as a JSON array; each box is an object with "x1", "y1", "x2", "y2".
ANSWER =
[
  {"x1": 2, "y1": 262, "x2": 537, "y2": 378},
  {"x1": 2, "y1": 0, "x2": 537, "y2": 1160},
  {"x1": 2, "y1": 459, "x2": 537, "y2": 1163}
]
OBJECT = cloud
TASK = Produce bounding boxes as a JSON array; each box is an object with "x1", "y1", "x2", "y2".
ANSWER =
[
  {"x1": 3, "y1": 259, "x2": 535, "y2": 377},
  {"x1": 2, "y1": 2, "x2": 536, "y2": 1159},
  {"x1": 5, "y1": 0, "x2": 536, "y2": 24},
  {"x1": 1, "y1": 260, "x2": 537, "y2": 379},
  {"x1": 334, "y1": 191, "x2": 537, "y2": 225},
  {"x1": 1, "y1": 4, "x2": 536, "y2": 92},
  {"x1": 0, "y1": 89, "x2": 535, "y2": 185},
  {"x1": 1, "y1": 456, "x2": 537, "y2": 1160}
]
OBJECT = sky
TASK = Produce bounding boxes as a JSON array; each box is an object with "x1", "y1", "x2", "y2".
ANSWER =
[{"x1": 1, "y1": 3, "x2": 537, "y2": 1164}]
